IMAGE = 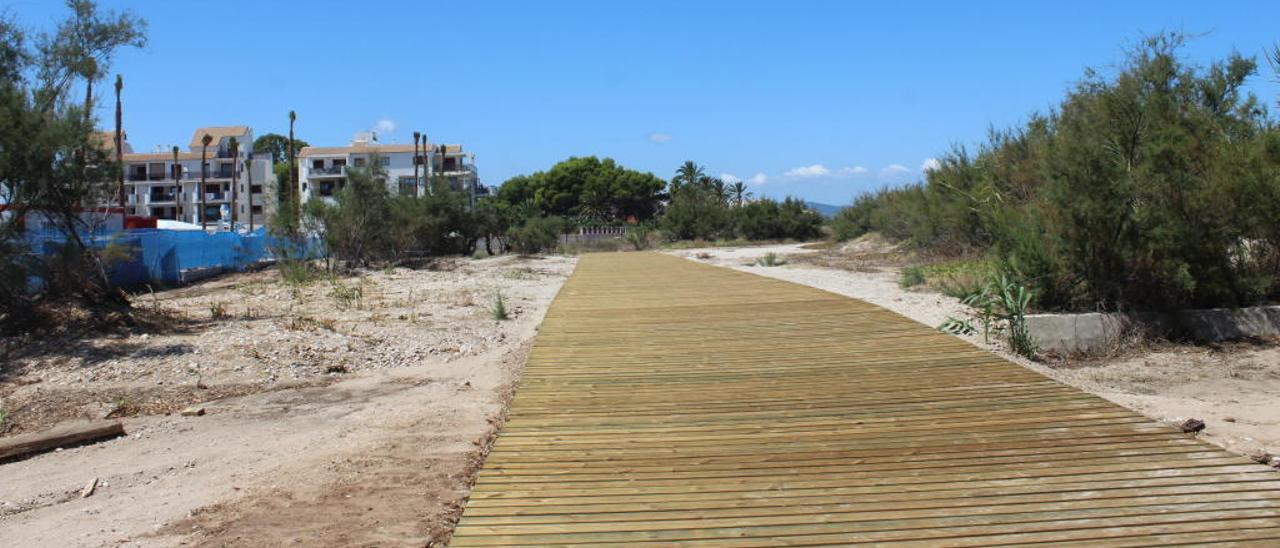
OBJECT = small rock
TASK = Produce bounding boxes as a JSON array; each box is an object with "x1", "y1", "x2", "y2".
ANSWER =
[
  {"x1": 1223, "y1": 417, "x2": 1237, "y2": 423},
  {"x1": 1249, "y1": 451, "x2": 1273, "y2": 465},
  {"x1": 1179, "y1": 418, "x2": 1206, "y2": 433},
  {"x1": 180, "y1": 406, "x2": 206, "y2": 417}
]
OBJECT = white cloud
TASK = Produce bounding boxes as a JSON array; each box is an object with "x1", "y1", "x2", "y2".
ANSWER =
[
  {"x1": 648, "y1": 133, "x2": 672, "y2": 143},
  {"x1": 719, "y1": 173, "x2": 742, "y2": 184},
  {"x1": 372, "y1": 119, "x2": 397, "y2": 136},
  {"x1": 748, "y1": 172, "x2": 768, "y2": 185},
  {"x1": 784, "y1": 164, "x2": 832, "y2": 178},
  {"x1": 835, "y1": 166, "x2": 869, "y2": 177},
  {"x1": 879, "y1": 164, "x2": 911, "y2": 180},
  {"x1": 921, "y1": 158, "x2": 941, "y2": 172}
]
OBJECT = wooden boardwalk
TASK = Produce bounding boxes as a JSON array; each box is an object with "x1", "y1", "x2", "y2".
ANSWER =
[{"x1": 450, "y1": 253, "x2": 1280, "y2": 546}]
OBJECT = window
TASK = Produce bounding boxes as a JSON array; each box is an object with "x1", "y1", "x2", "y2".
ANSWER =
[
  {"x1": 251, "y1": 184, "x2": 263, "y2": 194},
  {"x1": 252, "y1": 205, "x2": 263, "y2": 214},
  {"x1": 353, "y1": 157, "x2": 367, "y2": 167},
  {"x1": 129, "y1": 164, "x2": 147, "y2": 181},
  {"x1": 397, "y1": 177, "x2": 417, "y2": 196},
  {"x1": 312, "y1": 159, "x2": 324, "y2": 169},
  {"x1": 333, "y1": 159, "x2": 346, "y2": 167},
  {"x1": 378, "y1": 156, "x2": 391, "y2": 167}
]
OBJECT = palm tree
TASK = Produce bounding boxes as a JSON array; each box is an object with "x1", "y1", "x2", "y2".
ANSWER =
[
  {"x1": 287, "y1": 110, "x2": 297, "y2": 206},
  {"x1": 708, "y1": 177, "x2": 729, "y2": 204},
  {"x1": 673, "y1": 161, "x2": 704, "y2": 194},
  {"x1": 730, "y1": 181, "x2": 752, "y2": 207},
  {"x1": 113, "y1": 74, "x2": 124, "y2": 226},
  {"x1": 228, "y1": 136, "x2": 239, "y2": 227},
  {"x1": 172, "y1": 145, "x2": 181, "y2": 221},
  {"x1": 244, "y1": 157, "x2": 254, "y2": 232},
  {"x1": 412, "y1": 131, "x2": 421, "y2": 197},
  {"x1": 200, "y1": 133, "x2": 212, "y2": 230}
]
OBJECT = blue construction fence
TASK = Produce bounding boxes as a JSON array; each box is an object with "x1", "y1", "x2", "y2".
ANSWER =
[{"x1": 21, "y1": 228, "x2": 315, "y2": 288}]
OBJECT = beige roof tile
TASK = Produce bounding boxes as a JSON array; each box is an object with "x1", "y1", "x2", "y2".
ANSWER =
[{"x1": 189, "y1": 126, "x2": 250, "y2": 148}]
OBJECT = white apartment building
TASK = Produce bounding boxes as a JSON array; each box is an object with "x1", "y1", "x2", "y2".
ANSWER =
[
  {"x1": 117, "y1": 126, "x2": 275, "y2": 229},
  {"x1": 297, "y1": 133, "x2": 479, "y2": 205}
]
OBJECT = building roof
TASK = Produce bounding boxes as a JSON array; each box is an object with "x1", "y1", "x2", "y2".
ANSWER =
[{"x1": 189, "y1": 126, "x2": 250, "y2": 148}]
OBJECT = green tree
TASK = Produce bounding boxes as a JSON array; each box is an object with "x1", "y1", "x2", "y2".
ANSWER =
[
  {"x1": 303, "y1": 158, "x2": 393, "y2": 266},
  {"x1": 0, "y1": 2, "x2": 147, "y2": 328},
  {"x1": 729, "y1": 181, "x2": 751, "y2": 206},
  {"x1": 496, "y1": 156, "x2": 665, "y2": 223},
  {"x1": 252, "y1": 132, "x2": 308, "y2": 165},
  {"x1": 672, "y1": 160, "x2": 705, "y2": 194}
]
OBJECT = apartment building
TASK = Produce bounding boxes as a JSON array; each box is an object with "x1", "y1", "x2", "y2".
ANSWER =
[
  {"x1": 117, "y1": 126, "x2": 274, "y2": 229},
  {"x1": 297, "y1": 133, "x2": 480, "y2": 205}
]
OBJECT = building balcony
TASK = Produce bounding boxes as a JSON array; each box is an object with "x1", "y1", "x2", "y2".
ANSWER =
[
  {"x1": 147, "y1": 193, "x2": 177, "y2": 205},
  {"x1": 182, "y1": 170, "x2": 233, "y2": 181},
  {"x1": 191, "y1": 192, "x2": 228, "y2": 203},
  {"x1": 309, "y1": 166, "x2": 346, "y2": 177}
]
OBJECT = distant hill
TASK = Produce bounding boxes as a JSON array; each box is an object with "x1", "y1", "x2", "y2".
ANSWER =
[{"x1": 804, "y1": 201, "x2": 842, "y2": 218}]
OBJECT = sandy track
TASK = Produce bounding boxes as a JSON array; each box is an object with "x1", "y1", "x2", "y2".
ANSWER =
[{"x1": 0, "y1": 255, "x2": 576, "y2": 547}]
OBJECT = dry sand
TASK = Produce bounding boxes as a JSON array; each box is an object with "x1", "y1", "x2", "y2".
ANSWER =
[
  {"x1": 0, "y1": 254, "x2": 576, "y2": 547},
  {"x1": 668, "y1": 243, "x2": 1280, "y2": 463}
]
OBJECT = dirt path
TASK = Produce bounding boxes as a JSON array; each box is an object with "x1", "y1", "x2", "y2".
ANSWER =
[
  {"x1": 667, "y1": 243, "x2": 1280, "y2": 463},
  {"x1": 0, "y1": 255, "x2": 576, "y2": 547}
]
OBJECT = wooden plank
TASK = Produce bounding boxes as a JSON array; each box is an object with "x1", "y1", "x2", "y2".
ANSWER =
[
  {"x1": 0, "y1": 419, "x2": 125, "y2": 461},
  {"x1": 447, "y1": 253, "x2": 1280, "y2": 545}
]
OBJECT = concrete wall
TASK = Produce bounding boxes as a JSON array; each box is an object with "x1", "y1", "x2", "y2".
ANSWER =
[{"x1": 1027, "y1": 306, "x2": 1280, "y2": 354}]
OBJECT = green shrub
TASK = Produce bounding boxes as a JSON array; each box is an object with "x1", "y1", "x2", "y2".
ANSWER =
[
  {"x1": 491, "y1": 293, "x2": 509, "y2": 321},
  {"x1": 832, "y1": 34, "x2": 1280, "y2": 313},
  {"x1": 756, "y1": 252, "x2": 785, "y2": 267},
  {"x1": 624, "y1": 224, "x2": 653, "y2": 250},
  {"x1": 899, "y1": 266, "x2": 926, "y2": 288},
  {"x1": 507, "y1": 215, "x2": 564, "y2": 254}
]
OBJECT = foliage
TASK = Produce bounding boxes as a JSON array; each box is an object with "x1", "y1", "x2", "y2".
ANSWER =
[
  {"x1": 491, "y1": 292, "x2": 508, "y2": 321},
  {"x1": 303, "y1": 161, "x2": 392, "y2": 266},
  {"x1": 952, "y1": 273, "x2": 1038, "y2": 358},
  {"x1": 0, "y1": 2, "x2": 147, "y2": 329},
  {"x1": 252, "y1": 133, "x2": 309, "y2": 165},
  {"x1": 302, "y1": 160, "x2": 481, "y2": 266},
  {"x1": 624, "y1": 224, "x2": 653, "y2": 251},
  {"x1": 507, "y1": 215, "x2": 564, "y2": 255},
  {"x1": 496, "y1": 156, "x2": 666, "y2": 223},
  {"x1": 756, "y1": 252, "x2": 785, "y2": 267},
  {"x1": 899, "y1": 266, "x2": 926, "y2": 288},
  {"x1": 833, "y1": 34, "x2": 1280, "y2": 312}
]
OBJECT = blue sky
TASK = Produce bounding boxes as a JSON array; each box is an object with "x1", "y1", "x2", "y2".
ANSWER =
[{"x1": 8, "y1": 0, "x2": 1280, "y2": 204}]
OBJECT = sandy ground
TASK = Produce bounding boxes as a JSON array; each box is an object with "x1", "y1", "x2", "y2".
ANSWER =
[
  {"x1": 0, "y1": 254, "x2": 576, "y2": 547},
  {"x1": 668, "y1": 242, "x2": 1280, "y2": 464}
]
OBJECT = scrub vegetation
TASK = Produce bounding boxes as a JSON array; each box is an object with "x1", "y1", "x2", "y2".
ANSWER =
[{"x1": 833, "y1": 34, "x2": 1280, "y2": 313}]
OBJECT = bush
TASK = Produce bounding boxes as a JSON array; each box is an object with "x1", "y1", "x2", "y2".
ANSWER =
[
  {"x1": 899, "y1": 266, "x2": 926, "y2": 288},
  {"x1": 491, "y1": 293, "x2": 509, "y2": 321},
  {"x1": 624, "y1": 224, "x2": 653, "y2": 250},
  {"x1": 832, "y1": 34, "x2": 1280, "y2": 313},
  {"x1": 756, "y1": 252, "x2": 785, "y2": 267},
  {"x1": 507, "y1": 215, "x2": 564, "y2": 255}
]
